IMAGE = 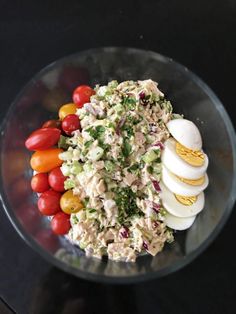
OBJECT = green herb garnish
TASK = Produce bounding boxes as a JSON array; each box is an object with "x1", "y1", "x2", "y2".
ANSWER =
[
  {"x1": 122, "y1": 139, "x2": 132, "y2": 158},
  {"x1": 58, "y1": 135, "x2": 69, "y2": 150},
  {"x1": 114, "y1": 187, "x2": 142, "y2": 224}
]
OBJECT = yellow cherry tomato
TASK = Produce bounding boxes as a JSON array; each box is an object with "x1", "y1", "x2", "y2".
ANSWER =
[
  {"x1": 58, "y1": 103, "x2": 77, "y2": 120},
  {"x1": 60, "y1": 190, "x2": 83, "y2": 214}
]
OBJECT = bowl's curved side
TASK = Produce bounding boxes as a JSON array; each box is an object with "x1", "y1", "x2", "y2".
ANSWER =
[{"x1": 0, "y1": 47, "x2": 235, "y2": 283}]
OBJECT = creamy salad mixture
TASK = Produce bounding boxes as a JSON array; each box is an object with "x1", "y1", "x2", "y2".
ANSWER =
[
  {"x1": 58, "y1": 80, "x2": 174, "y2": 262},
  {"x1": 57, "y1": 79, "x2": 209, "y2": 262}
]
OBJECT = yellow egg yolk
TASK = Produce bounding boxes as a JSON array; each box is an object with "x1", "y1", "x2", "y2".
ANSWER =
[
  {"x1": 175, "y1": 174, "x2": 205, "y2": 186},
  {"x1": 174, "y1": 194, "x2": 198, "y2": 206},
  {"x1": 175, "y1": 142, "x2": 205, "y2": 167}
]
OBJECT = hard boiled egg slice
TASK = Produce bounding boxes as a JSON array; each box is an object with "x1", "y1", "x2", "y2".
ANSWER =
[
  {"x1": 162, "y1": 165, "x2": 209, "y2": 196},
  {"x1": 162, "y1": 138, "x2": 208, "y2": 179},
  {"x1": 164, "y1": 212, "x2": 196, "y2": 230},
  {"x1": 166, "y1": 119, "x2": 202, "y2": 150},
  {"x1": 159, "y1": 182, "x2": 204, "y2": 218}
]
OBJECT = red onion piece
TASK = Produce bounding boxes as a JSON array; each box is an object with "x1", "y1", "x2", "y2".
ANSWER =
[
  {"x1": 139, "y1": 91, "x2": 146, "y2": 99},
  {"x1": 143, "y1": 241, "x2": 148, "y2": 250},
  {"x1": 152, "y1": 180, "x2": 161, "y2": 192},
  {"x1": 120, "y1": 227, "x2": 129, "y2": 238},
  {"x1": 153, "y1": 221, "x2": 159, "y2": 228},
  {"x1": 152, "y1": 141, "x2": 164, "y2": 150},
  {"x1": 146, "y1": 200, "x2": 161, "y2": 213},
  {"x1": 152, "y1": 202, "x2": 161, "y2": 213},
  {"x1": 116, "y1": 117, "x2": 126, "y2": 135}
]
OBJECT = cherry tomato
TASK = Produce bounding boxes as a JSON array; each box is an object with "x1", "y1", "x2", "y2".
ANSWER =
[
  {"x1": 30, "y1": 148, "x2": 63, "y2": 173},
  {"x1": 59, "y1": 66, "x2": 89, "y2": 92},
  {"x1": 62, "y1": 114, "x2": 80, "y2": 135},
  {"x1": 72, "y1": 85, "x2": 95, "y2": 108},
  {"x1": 11, "y1": 175, "x2": 32, "y2": 206},
  {"x1": 31, "y1": 173, "x2": 50, "y2": 193},
  {"x1": 60, "y1": 190, "x2": 83, "y2": 214},
  {"x1": 17, "y1": 203, "x2": 40, "y2": 233},
  {"x1": 51, "y1": 212, "x2": 71, "y2": 235},
  {"x1": 42, "y1": 87, "x2": 68, "y2": 113},
  {"x1": 58, "y1": 103, "x2": 77, "y2": 120},
  {"x1": 37, "y1": 190, "x2": 61, "y2": 216},
  {"x1": 49, "y1": 167, "x2": 67, "y2": 192},
  {"x1": 25, "y1": 128, "x2": 61, "y2": 151},
  {"x1": 35, "y1": 229, "x2": 59, "y2": 252},
  {"x1": 42, "y1": 119, "x2": 61, "y2": 129}
]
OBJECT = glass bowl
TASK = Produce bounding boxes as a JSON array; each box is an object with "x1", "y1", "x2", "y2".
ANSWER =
[{"x1": 0, "y1": 47, "x2": 235, "y2": 283}]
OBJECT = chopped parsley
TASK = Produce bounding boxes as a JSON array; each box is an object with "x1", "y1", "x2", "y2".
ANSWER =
[
  {"x1": 87, "y1": 208, "x2": 97, "y2": 213},
  {"x1": 121, "y1": 139, "x2": 132, "y2": 158},
  {"x1": 58, "y1": 135, "x2": 70, "y2": 150},
  {"x1": 114, "y1": 187, "x2": 143, "y2": 224},
  {"x1": 122, "y1": 97, "x2": 137, "y2": 110},
  {"x1": 121, "y1": 124, "x2": 134, "y2": 138},
  {"x1": 84, "y1": 140, "x2": 93, "y2": 148},
  {"x1": 86, "y1": 125, "x2": 106, "y2": 139}
]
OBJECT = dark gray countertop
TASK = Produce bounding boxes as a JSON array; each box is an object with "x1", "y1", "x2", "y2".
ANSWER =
[{"x1": 0, "y1": 0, "x2": 236, "y2": 313}]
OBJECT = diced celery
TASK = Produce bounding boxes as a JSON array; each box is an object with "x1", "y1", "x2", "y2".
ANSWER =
[
  {"x1": 172, "y1": 113, "x2": 184, "y2": 119},
  {"x1": 153, "y1": 163, "x2": 162, "y2": 174},
  {"x1": 107, "y1": 180, "x2": 118, "y2": 189},
  {"x1": 104, "y1": 160, "x2": 115, "y2": 172},
  {"x1": 113, "y1": 103, "x2": 124, "y2": 113},
  {"x1": 87, "y1": 146, "x2": 104, "y2": 161},
  {"x1": 86, "y1": 208, "x2": 98, "y2": 220},
  {"x1": 146, "y1": 134, "x2": 156, "y2": 144},
  {"x1": 97, "y1": 86, "x2": 109, "y2": 97},
  {"x1": 61, "y1": 164, "x2": 71, "y2": 176},
  {"x1": 79, "y1": 242, "x2": 88, "y2": 249},
  {"x1": 64, "y1": 179, "x2": 75, "y2": 190},
  {"x1": 59, "y1": 150, "x2": 73, "y2": 161},
  {"x1": 140, "y1": 125, "x2": 148, "y2": 134},
  {"x1": 108, "y1": 80, "x2": 118, "y2": 89},
  {"x1": 83, "y1": 162, "x2": 94, "y2": 172},
  {"x1": 71, "y1": 161, "x2": 83, "y2": 175},
  {"x1": 142, "y1": 150, "x2": 159, "y2": 163}
]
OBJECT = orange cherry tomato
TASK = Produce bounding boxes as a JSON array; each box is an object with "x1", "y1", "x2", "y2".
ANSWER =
[
  {"x1": 60, "y1": 190, "x2": 83, "y2": 214},
  {"x1": 30, "y1": 148, "x2": 63, "y2": 173},
  {"x1": 58, "y1": 103, "x2": 77, "y2": 120}
]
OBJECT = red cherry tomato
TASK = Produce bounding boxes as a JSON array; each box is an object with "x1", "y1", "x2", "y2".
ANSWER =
[
  {"x1": 48, "y1": 167, "x2": 67, "y2": 192},
  {"x1": 37, "y1": 190, "x2": 61, "y2": 216},
  {"x1": 17, "y1": 203, "x2": 40, "y2": 233},
  {"x1": 25, "y1": 128, "x2": 61, "y2": 151},
  {"x1": 72, "y1": 85, "x2": 95, "y2": 108},
  {"x1": 42, "y1": 119, "x2": 61, "y2": 129},
  {"x1": 31, "y1": 173, "x2": 50, "y2": 193},
  {"x1": 35, "y1": 229, "x2": 59, "y2": 252},
  {"x1": 51, "y1": 212, "x2": 71, "y2": 235},
  {"x1": 62, "y1": 114, "x2": 80, "y2": 135}
]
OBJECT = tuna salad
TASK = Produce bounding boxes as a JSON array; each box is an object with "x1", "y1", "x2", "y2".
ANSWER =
[{"x1": 59, "y1": 80, "x2": 175, "y2": 262}]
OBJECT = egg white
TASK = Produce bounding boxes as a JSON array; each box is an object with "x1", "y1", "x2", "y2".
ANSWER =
[
  {"x1": 162, "y1": 138, "x2": 209, "y2": 179},
  {"x1": 162, "y1": 165, "x2": 208, "y2": 196},
  {"x1": 160, "y1": 182, "x2": 205, "y2": 218},
  {"x1": 164, "y1": 212, "x2": 196, "y2": 230},
  {"x1": 166, "y1": 119, "x2": 202, "y2": 150}
]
